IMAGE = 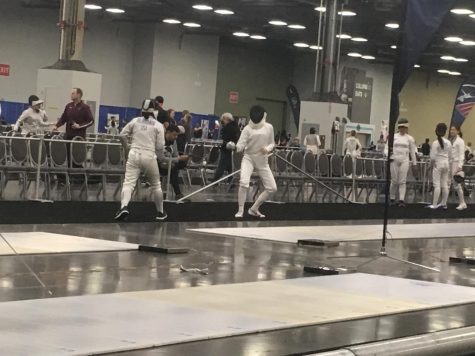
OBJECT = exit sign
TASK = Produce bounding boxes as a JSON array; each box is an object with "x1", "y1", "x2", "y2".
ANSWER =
[
  {"x1": 0, "y1": 64, "x2": 10, "y2": 76},
  {"x1": 229, "y1": 91, "x2": 239, "y2": 104}
]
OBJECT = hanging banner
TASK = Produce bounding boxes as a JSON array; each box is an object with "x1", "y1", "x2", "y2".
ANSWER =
[
  {"x1": 286, "y1": 85, "x2": 301, "y2": 129},
  {"x1": 450, "y1": 80, "x2": 475, "y2": 129}
]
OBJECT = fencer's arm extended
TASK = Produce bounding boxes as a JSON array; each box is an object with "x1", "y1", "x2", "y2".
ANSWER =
[{"x1": 235, "y1": 127, "x2": 250, "y2": 153}]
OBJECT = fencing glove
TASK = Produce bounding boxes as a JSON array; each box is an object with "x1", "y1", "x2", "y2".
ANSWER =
[{"x1": 226, "y1": 142, "x2": 236, "y2": 151}]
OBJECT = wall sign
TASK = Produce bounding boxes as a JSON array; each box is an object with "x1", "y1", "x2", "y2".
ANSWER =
[
  {"x1": 0, "y1": 64, "x2": 10, "y2": 77},
  {"x1": 229, "y1": 91, "x2": 239, "y2": 104}
]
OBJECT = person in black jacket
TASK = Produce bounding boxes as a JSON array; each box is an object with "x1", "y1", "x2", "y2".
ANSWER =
[{"x1": 212, "y1": 113, "x2": 240, "y2": 182}]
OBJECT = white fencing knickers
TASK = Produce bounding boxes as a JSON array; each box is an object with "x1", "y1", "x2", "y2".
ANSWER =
[
  {"x1": 432, "y1": 161, "x2": 449, "y2": 206},
  {"x1": 238, "y1": 154, "x2": 277, "y2": 213},
  {"x1": 390, "y1": 159, "x2": 409, "y2": 201},
  {"x1": 450, "y1": 162, "x2": 465, "y2": 206},
  {"x1": 121, "y1": 148, "x2": 164, "y2": 213}
]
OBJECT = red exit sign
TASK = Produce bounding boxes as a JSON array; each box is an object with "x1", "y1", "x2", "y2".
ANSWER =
[{"x1": 0, "y1": 64, "x2": 10, "y2": 76}]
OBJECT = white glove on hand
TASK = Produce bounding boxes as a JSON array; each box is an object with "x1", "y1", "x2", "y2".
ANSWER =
[{"x1": 226, "y1": 142, "x2": 236, "y2": 151}]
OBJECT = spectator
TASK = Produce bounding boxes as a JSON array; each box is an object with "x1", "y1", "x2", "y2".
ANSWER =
[
  {"x1": 177, "y1": 110, "x2": 192, "y2": 152},
  {"x1": 106, "y1": 120, "x2": 119, "y2": 135},
  {"x1": 157, "y1": 124, "x2": 189, "y2": 200},
  {"x1": 344, "y1": 130, "x2": 362, "y2": 158},
  {"x1": 53, "y1": 88, "x2": 94, "y2": 169},
  {"x1": 421, "y1": 138, "x2": 431, "y2": 156},
  {"x1": 303, "y1": 127, "x2": 321, "y2": 154},
  {"x1": 193, "y1": 123, "x2": 203, "y2": 139},
  {"x1": 376, "y1": 134, "x2": 386, "y2": 153},
  {"x1": 167, "y1": 109, "x2": 176, "y2": 125},
  {"x1": 289, "y1": 137, "x2": 301, "y2": 149},
  {"x1": 212, "y1": 113, "x2": 240, "y2": 182},
  {"x1": 279, "y1": 130, "x2": 290, "y2": 146},
  {"x1": 154, "y1": 95, "x2": 169, "y2": 127},
  {"x1": 14, "y1": 95, "x2": 51, "y2": 135}
]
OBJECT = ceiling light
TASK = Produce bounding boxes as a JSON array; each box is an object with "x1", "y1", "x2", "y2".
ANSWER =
[
  {"x1": 351, "y1": 37, "x2": 368, "y2": 42},
  {"x1": 441, "y1": 55, "x2": 456, "y2": 60},
  {"x1": 310, "y1": 45, "x2": 323, "y2": 50},
  {"x1": 214, "y1": 9, "x2": 234, "y2": 15},
  {"x1": 163, "y1": 19, "x2": 181, "y2": 24},
  {"x1": 294, "y1": 43, "x2": 309, "y2": 48},
  {"x1": 315, "y1": 6, "x2": 326, "y2": 12},
  {"x1": 438, "y1": 69, "x2": 450, "y2": 74},
  {"x1": 445, "y1": 36, "x2": 463, "y2": 42},
  {"x1": 338, "y1": 11, "x2": 357, "y2": 16},
  {"x1": 347, "y1": 52, "x2": 362, "y2": 57},
  {"x1": 362, "y1": 55, "x2": 375, "y2": 60},
  {"x1": 193, "y1": 4, "x2": 213, "y2": 11},
  {"x1": 391, "y1": 45, "x2": 397, "y2": 49},
  {"x1": 336, "y1": 34, "x2": 352, "y2": 39},
  {"x1": 233, "y1": 32, "x2": 249, "y2": 37},
  {"x1": 385, "y1": 23, "x2": 399, "y2": 29},
  {"x1": 85, "y1": 4, "x2": 102, "y2": 10},
  {"x1": 460, "y1": 40, "x2": 475, "y2": 46},
  {"x1": 449, "y1": 71, "x2": 462, "y2": 76},
  {"x1": 450, "y1": 8, "x2": 473, "y2": 15},
  {"x1": 454, "y1": 58, "x2": 469, "y2": 62},
  {"x1": 414, "y1": 64, "x2": 421, "y2": 68},
  {"x1": 288, "y1": 24, "x2": 306, "y2": 29},
  {"x1": 106, "y1": 8, "x2": 125, "y2": 13},
  {"x1": 183, "y1": 22, "x2": 201, "y2": 28},
  {"x1": 269, "y1": 20, "x2": 288, "y2": 26},
  {"x1": 250, "y1": 35, "x2": 266, "y2": 40}
]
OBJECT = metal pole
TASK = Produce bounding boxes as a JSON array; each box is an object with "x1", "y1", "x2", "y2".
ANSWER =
[
  {"x1": 322, "y1": 0, "x2": 338, "y2": 94},
  {"x1": 176, "y1": 169, "x2": 241, "y2": 202},
  {"x1": 35, "y1": 137, "x2": 43, "y2": 201},
  {"x1": 313, "y1": 0, "x2": 325, "y2": 94}
]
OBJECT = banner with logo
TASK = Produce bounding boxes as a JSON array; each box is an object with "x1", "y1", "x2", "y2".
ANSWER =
[
  {"x1": 286, "y1": 85, "x2": 301, "y2": 129},
  {"x1": 450, "y1": 79, "x2": 475, "y2": 129}
]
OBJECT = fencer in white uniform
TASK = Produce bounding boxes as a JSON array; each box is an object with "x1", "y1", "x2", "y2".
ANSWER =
[
  {"x1": 390, "y1": 118, "x2": 417, "y2": 207},
  {"x1": 428, "y1": 123, "x2": 452, "y2": 209},
  {"x1": 14, "y1": 95, "x2": 51, "y2": 135},
  {"x1": 228, "y1": 105, "x2": 277, "y2": 218},
  {"x1": 303, "y1": 127, "x2": 321, "y2": 155},
  {"x1": 344, "y1": 130, "x2": 362, "y2": 158},
  {"x1": 115, "y1": 99, "x2": 167, "y2": 221},
  {"x1": 449, "y1": 126, "x2": 467, "y2": 210}
]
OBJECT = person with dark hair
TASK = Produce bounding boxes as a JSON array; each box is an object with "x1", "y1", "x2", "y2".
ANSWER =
[
  {"x1": 14, "y1": 95, "x2": 51, "y2": 135},
  {"x1": 344, "y1": 130, "x2": 362, "y2": 158},
  {"x1": 53, "y1": 88, "x2": 94, "y2": 140},
  {"x1": 390, "y1": 118, "x2": 417, "y2": 207},
  {"x1": 193, "y1": 122, "x2": 203, "y2": 139},
  {"x1": 227, "y1": 105, "x2": 277, "y2": 218},
  {"x1": 212, "y1": 113, "x2": 240, "y2": 182},
  {"x1": 428, "y1": 123, "x2": 451, "y2": 209},
  {"x1": 421, "y1": 138, "x2": 431, "y2": 156},
  {"x1": 449, "y1": 126, "x2": 467, "y2": 210},
  {"x1": 177, "y1": 110, "x2": 192, "y2": 151},
  {"x1": 304, "y1": 127, "x2": 321, "y2": 154},
  {"x1": 115, "y1": 99, "x2": 167, "y2": 221},
  {"x1": 157, "y1": 124, "x2": 189, "y2": 200}
]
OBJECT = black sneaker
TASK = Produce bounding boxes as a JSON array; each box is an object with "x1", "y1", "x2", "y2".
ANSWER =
[
  {"x1": 390, "y1": 199, "x2": 397, "y2": 206},
  {"x1": 156, "y1": 211, "x2": 168, "y2": 221},
  {"x1": 398, "y1": 200, "x2": 406, "y2": 207},
  {"x1": 115, "y1": 207, "x2": 129, "y2": 221}
]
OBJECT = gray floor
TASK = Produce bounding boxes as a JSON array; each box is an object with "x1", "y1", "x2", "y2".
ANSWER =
[{"x1": 0, "y1": 219, "x2": 474, "y2": 355}]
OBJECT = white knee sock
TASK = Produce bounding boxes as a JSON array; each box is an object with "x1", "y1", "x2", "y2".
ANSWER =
[
  {"x1": 456, "y1": 185, "x2": 465, "y2": 205},
  {"x1": 389, "y1": 183, "x2": 397, "y2": 200},
  {"x1": 441, "y1": 187, "x2": 449, "y2": 206},
  {"x1": 238, "y1": 187, "x2": 248, "y2": 213},
  {"x1": 399, "y1": 184, "x2": 406, "y2": 201},
  {"x1": 251, "y1": 190, "x2": 272, "y2": 212},
  {"x1": 432, "y1": 186, "x2": 441, "y2": 206},
  {"x1": 154, "y1": 188, "x2": 164, "y2": 213},
  {"x1": 121, "y1": 187, "x2": 132, "y2": 209}
]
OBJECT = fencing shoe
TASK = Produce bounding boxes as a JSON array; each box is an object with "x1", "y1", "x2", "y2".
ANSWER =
[
  {"x1": 426, "y1": 204, "x2": 439, "y2": 210},
  {"x1": 248, "y1": 208, "x2": 265, "y2": 218},
  {"x1": 156, "y1": 211, "x2": 168, "y2": 221},
  {"x1": 235, "y1": 211, "x2": 244, "y2": 219},
  {"x1": 456, "y1": 203, "x2": 467, "y2": 211},
  {"x1": 397, "y1": 200, "x2": 406, "y2": 208},
  {"x1": 115, "y1": 207, "x2": 129, "y2": 221}
]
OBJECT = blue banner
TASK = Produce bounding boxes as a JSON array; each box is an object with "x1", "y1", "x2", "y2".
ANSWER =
[
  {"x1": 450, "y1": 79, "x2": 475, "y2": 129},
  {"x1": 286, "y1": 85, "x2": 301, "y2": 129}
]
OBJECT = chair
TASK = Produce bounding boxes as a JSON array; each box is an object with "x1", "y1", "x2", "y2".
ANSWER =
[
  {"x1": 69, "y1": 137, "x2": 88, "y2": 200},
  {"x1": 6, "y1": 135, "x2": 30, "y2": 199},
  {"x1": 203, "y1": 145, "x2": 221, "y2": 184},
  {"x1": 27, "y1": 136, "x2": 49, "y2": 199},
  {"x1": 185, "y1": 143, "x2": 205, "y2": 186},
  {"x1": 49, "y1": 136, "x2": 71, "y2": 200}
]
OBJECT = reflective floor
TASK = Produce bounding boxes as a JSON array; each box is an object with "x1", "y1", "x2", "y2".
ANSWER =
[{"x1": 0, "y1": 219, "x2": 474, "y2": 355}]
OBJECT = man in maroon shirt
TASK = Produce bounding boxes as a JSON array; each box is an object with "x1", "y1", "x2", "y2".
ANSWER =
[
  {"x1": 54, "y1": 88, "x2": 94, "y2": 140},
  {"x1": 53, "y1": 88, "x2": 94, "y2": 170}
]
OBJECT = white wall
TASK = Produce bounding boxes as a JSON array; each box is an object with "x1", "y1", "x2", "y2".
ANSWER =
[
  {"x1": 0, "y1": 2, "x2": 135, "y2": 107},
  {"x1": 151, "y1": 25, "x2": 219, "y2": 114}
]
